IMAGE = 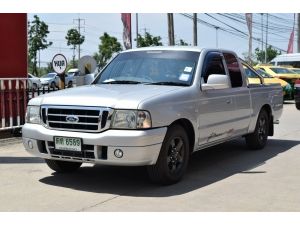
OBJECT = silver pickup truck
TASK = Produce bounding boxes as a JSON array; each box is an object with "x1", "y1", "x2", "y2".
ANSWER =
[{"x1": 22, "y1": 47, "x2": 283, "y2": 184}]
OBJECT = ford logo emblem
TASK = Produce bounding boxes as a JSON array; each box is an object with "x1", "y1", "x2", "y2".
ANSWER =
[{"x1": 66, "y1": 115, "x2": 79, "y2": 123}]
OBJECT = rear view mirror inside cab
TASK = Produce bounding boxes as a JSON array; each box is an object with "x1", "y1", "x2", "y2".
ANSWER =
[{"x1": 201, "y1": 74, "x2": 231, "y2": 90}]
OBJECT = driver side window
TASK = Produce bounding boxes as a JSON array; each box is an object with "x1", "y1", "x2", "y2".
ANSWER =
[{"x1": 201, "y1": 52, "x2": 226, "y2": 84}]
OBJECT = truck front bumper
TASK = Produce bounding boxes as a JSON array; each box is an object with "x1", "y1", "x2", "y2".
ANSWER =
[{"x1": 22, "y1": 124, "x2": 167, "y2": 166}]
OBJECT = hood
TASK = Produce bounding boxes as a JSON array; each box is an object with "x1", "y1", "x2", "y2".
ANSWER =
[{"x1": 29, "y1": 84, "x2": 184, "y2": 109}]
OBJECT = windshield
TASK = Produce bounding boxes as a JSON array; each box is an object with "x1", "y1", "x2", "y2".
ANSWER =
[
  {"x1": 94, "y1": 50, "x2": 200, "y2": 86},
  {"x1": 42, "y1": 73, "x2": 56, "y2": 78},
  {"x1": 270, "y1": 67, "x2": 296, "y2": 74},
  {"x1": 292, "y1": 68, "x2": 300, "y2": 73},
  {"x1": 256, "y1": 69, "x2": 273, "y2": 78}
]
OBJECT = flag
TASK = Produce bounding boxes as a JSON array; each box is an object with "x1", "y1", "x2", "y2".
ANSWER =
[
  {"x1": 287, "y1": 29, "x2": 294, "y2": 54},
  {"x1": 121, "y1": 13, "x2": 132, "y2": 49}
]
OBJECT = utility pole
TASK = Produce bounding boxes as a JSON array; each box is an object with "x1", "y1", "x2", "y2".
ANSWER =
[
  {"x1": 298, "y1": 13, "x2": 300, "y2": 52},
  {"x1": 261, "y1": 13, "x2": 264, "y2": 56},
  {"x1": 73, "y1": 16, "x2": 85, "y2": 61},
  {"x1": 215, "y1": 27, "x2": 219, "y2": 48},
  {"x1": 265, "y1": 13, "x2": 268, "y2": 63},
  {"x1": 136, "y1": 13, "x2": 139, "y2": 48},
  {"x1": 193, "y1": 13, "x2": 197, "y2": 46},
  {"x1": 167, "y1": 13, "x2": 175, "y2": 46}
]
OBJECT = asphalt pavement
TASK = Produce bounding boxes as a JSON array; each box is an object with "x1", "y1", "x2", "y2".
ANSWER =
[{"x1": 0, "y1": 102, "x2": 299, "y2": 211}]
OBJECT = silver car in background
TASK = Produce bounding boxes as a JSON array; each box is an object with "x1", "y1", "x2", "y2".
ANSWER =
[{"x1": 27, "y1": 73, "x2": 42, "y2": 89}]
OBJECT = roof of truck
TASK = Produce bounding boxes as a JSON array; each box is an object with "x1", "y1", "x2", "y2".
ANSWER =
[{"x1": 123, "y1": 46, "x2": 204, "y2": 53}]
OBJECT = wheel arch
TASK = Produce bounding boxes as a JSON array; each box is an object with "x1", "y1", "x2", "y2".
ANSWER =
[{"x1": 169, "y1": 118, "x2": 195, "y2": 154}]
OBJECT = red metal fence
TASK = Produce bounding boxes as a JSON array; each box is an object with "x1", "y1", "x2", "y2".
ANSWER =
[{"x1": 0, "y1": 78, "x2": 59, "y2": 130}]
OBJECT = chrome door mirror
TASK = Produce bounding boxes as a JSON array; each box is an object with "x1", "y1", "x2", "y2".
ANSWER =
[{"x1": 201, "y1": 74, "x2": 231, "y2": 91}]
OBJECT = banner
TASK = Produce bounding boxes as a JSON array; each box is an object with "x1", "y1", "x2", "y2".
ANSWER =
[
  {"x1": 121, "y1": 13, "x2": 132, "y2": 49},
  {"x1": 287, "y1": 14, "x2": 295, "y2": 54},
  {"x1": 287, "y1": 29, "x2": 294, "y2": 54}
]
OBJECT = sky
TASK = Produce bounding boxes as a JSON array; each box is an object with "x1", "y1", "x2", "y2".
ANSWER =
[{"x1": 28, "y1": 13, "x2": 297, "y2": 68}]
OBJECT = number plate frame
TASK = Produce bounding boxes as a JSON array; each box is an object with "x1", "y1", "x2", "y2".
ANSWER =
[{"x1": 54, "y1": 136, "x2": 82, "y2": 152}]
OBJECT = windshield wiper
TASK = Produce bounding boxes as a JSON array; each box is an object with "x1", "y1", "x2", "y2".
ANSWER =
[
  {"x1": 145, "y1": 81, "x2": 189, "y2": 86},
  {"x1": 101, "y1": 80, "x2": 142, "y2": 84}
]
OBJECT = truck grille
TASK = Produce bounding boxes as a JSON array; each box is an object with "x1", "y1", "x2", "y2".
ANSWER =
[{"x1": 41, "y1": 106, "x2": 112, "y2": 133}]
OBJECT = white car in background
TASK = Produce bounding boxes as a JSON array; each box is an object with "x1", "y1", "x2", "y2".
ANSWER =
[
  {"x1": 40, "y1": 72, "x2": 60, "y2": 88},
  {"x1": 40, "y1": 72, "x2": 74, "y2": 88},
  {"x1": 27, "y1": 73, "x2": 42, "y2": 89}
]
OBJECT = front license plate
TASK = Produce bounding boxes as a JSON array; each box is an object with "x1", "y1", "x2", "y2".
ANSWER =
[{"x1": 54, "y1": 137, "x2": 82, "y2": 152}]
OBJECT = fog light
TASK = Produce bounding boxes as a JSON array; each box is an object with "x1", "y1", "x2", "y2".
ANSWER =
[
  {"x1": 114, "y1": 149, "x2": 123, "y2": 158},
  {"x1": 28, "y1": 140, "x2": 33, "y2": 149}
]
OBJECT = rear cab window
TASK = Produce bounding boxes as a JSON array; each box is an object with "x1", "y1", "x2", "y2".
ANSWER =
[{"x1": 223, "y1": 53, "x2": 243, "y2": 88}]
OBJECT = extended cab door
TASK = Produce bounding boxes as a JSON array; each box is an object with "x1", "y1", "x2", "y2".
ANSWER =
[
  {"x1": 222, "y1": 52, "x2": 252, "y2": 136},
  {"x1": 198, "y1": 52, "x2": 236, "y2": 145}
]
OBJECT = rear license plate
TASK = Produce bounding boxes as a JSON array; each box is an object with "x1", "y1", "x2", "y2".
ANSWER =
[{"x1": 54, "y1": 137, "x2": 82, "y2": 152}]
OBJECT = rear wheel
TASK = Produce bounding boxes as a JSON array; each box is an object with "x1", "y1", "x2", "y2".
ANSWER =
[
  {"x1": 45, "y1": 159, "x2": 82, "y2": 173},
  {"x1": 296, "y1": 102, "x2": 300, "y2": 110},
  {"x1": 68, "y1": 81, "x2": 73, "y2": 88},
  {"x1": 245, "y1": 109, "x2": 269, "y2": 150},
  {"x1": 147, "y1": 124, "x2": 189, "y2": 185}
]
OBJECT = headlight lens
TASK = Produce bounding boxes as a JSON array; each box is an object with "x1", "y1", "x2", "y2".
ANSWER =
[
  {"x1": 25, "y1": 106, "x2": 40, "y2": 124},
  {"x1": 111, "y1": 110, "x2": 151, "y2": 129}
]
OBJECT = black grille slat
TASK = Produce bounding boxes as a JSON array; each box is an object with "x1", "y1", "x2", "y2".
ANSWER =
[{"x1": 42, "y1": 106, "x2": 109, "y2": 132}]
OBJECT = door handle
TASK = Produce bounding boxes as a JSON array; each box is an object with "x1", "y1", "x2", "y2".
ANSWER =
[{"x1": 226, "y1": 100, "x2": 231, "y2": 104}]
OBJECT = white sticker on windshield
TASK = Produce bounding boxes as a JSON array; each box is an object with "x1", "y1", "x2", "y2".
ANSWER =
[
  {"x1": 179, "y1": 73, "x2": 190, "y2": 81},
  {"x1": 184, "y1": 67, "x2": 193, "y2": 73}
]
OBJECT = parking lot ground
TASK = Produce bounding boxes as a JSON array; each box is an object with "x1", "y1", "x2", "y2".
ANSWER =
[{"x1": 0, "y1": 103, "x2": 300, "y2": 211}]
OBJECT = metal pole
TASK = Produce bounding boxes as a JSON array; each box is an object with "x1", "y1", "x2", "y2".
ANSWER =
[
  {"x1": 136, "y1": 13, "x2": 139, "y2": 48},
  {"x1": 193, "y1": 13, "x2": 197, "y2": 46},
  {"x1": 261, "y1": 13, "x2": 264, "y2": 55},
  {"x1": 216, "y1": 27, "x2": 219, "y2": 48},
  {"x1": 265, "y1": 14, "x2": 268, "y2": 63},
  {"x1": 78, "y1": 18, "x2": 81, "y2": 61},
  {"x1": 298, "y1": 13, "x2": 300, "y2": 52},
  {"x1": 167, "y1": 13, "x2": 175, "y2": 46},
  {"x1": 38, "y1": 49, "x2": 40, "y2": 72}
]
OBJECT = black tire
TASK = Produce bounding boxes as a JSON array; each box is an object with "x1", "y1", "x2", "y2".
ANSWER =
[
  {"x1": 68, "y1": 81, "x2": 73, "y2": 88},
  {"x1": 147, "y1": 124, "x2": 190, "y2": 185},
  {"x1": 245, "y1": 109, "x2": 269, "y2": 150},
  {"x1": 296, "y1": 102, "x2": 300, "y2": 110},
  {"x1": 45, "y1": 159, "x2": 82, "y2": 173},
  {"x1": 50, "y1": 81, "x2": 56, "y2": 89},
  {"x1": 32, "y1": 83, "x2": 38, "y2": 90}
]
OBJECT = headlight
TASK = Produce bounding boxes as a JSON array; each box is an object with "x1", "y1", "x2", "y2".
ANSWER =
[
  {"x1": 25, "y1": 106, "x2": 40, "y2": 124},
  {"x1": 111, "y1": 110, "x2": 151, "y2": 129}
]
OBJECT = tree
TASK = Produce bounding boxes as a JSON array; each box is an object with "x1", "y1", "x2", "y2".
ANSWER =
[
  {"x1": 136, "y1": 32, "x2": 163, "y2": 47},
  {"x1": 255, "y1": 45, "x2": 281, "y2": 63},
  {"x1": 65, "y1": 28, "x2": 85, "y2": 67},
  {"x1": 28, "y1": 15, "x2": 52, "y2": 75},
  {"x1": 177, "y1": 39, "x2": 189, "y2": 46},
  {"x1": 94, "y1": 32, "x2": 122, "y2": 69}
]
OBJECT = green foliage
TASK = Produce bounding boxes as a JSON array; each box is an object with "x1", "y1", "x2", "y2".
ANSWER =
[
  {"x1": 94, "y1": 32, "x2": 122, "y2": 69},
  {"x1": 177, "y1": 39, "x2": 189, "y2": 46},
  {"x1": 255, "y1": 45, "x2": 281, "y2": 63},
  {"x1": 28, "y1": 15, "x2": 52, "y2": 76},
  {"x1": 136, "y1": 32, "x2": 163, "y2": 47},
  {"x1": 65, "y1": 28, "x2": 85, "y2": 66}
]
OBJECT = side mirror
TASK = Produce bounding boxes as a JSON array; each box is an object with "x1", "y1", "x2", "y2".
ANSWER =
[{"x1": 201, "y1": 74, "x2": 231, "y2": 91}]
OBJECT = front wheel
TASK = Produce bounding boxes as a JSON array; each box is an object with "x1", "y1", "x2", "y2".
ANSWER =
[
  {"x1": 296, "y1": 102, "x2": 300, "y2": 110},
  {"x1": 245, "y1": 109, "x2": 269, "y2": 150},
  {"x1": 147, "y1": 124, "x2": 190, "y2": 185},
  {"x1": 45, "y1": 159, "x2": 82, "y2": 173}
]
